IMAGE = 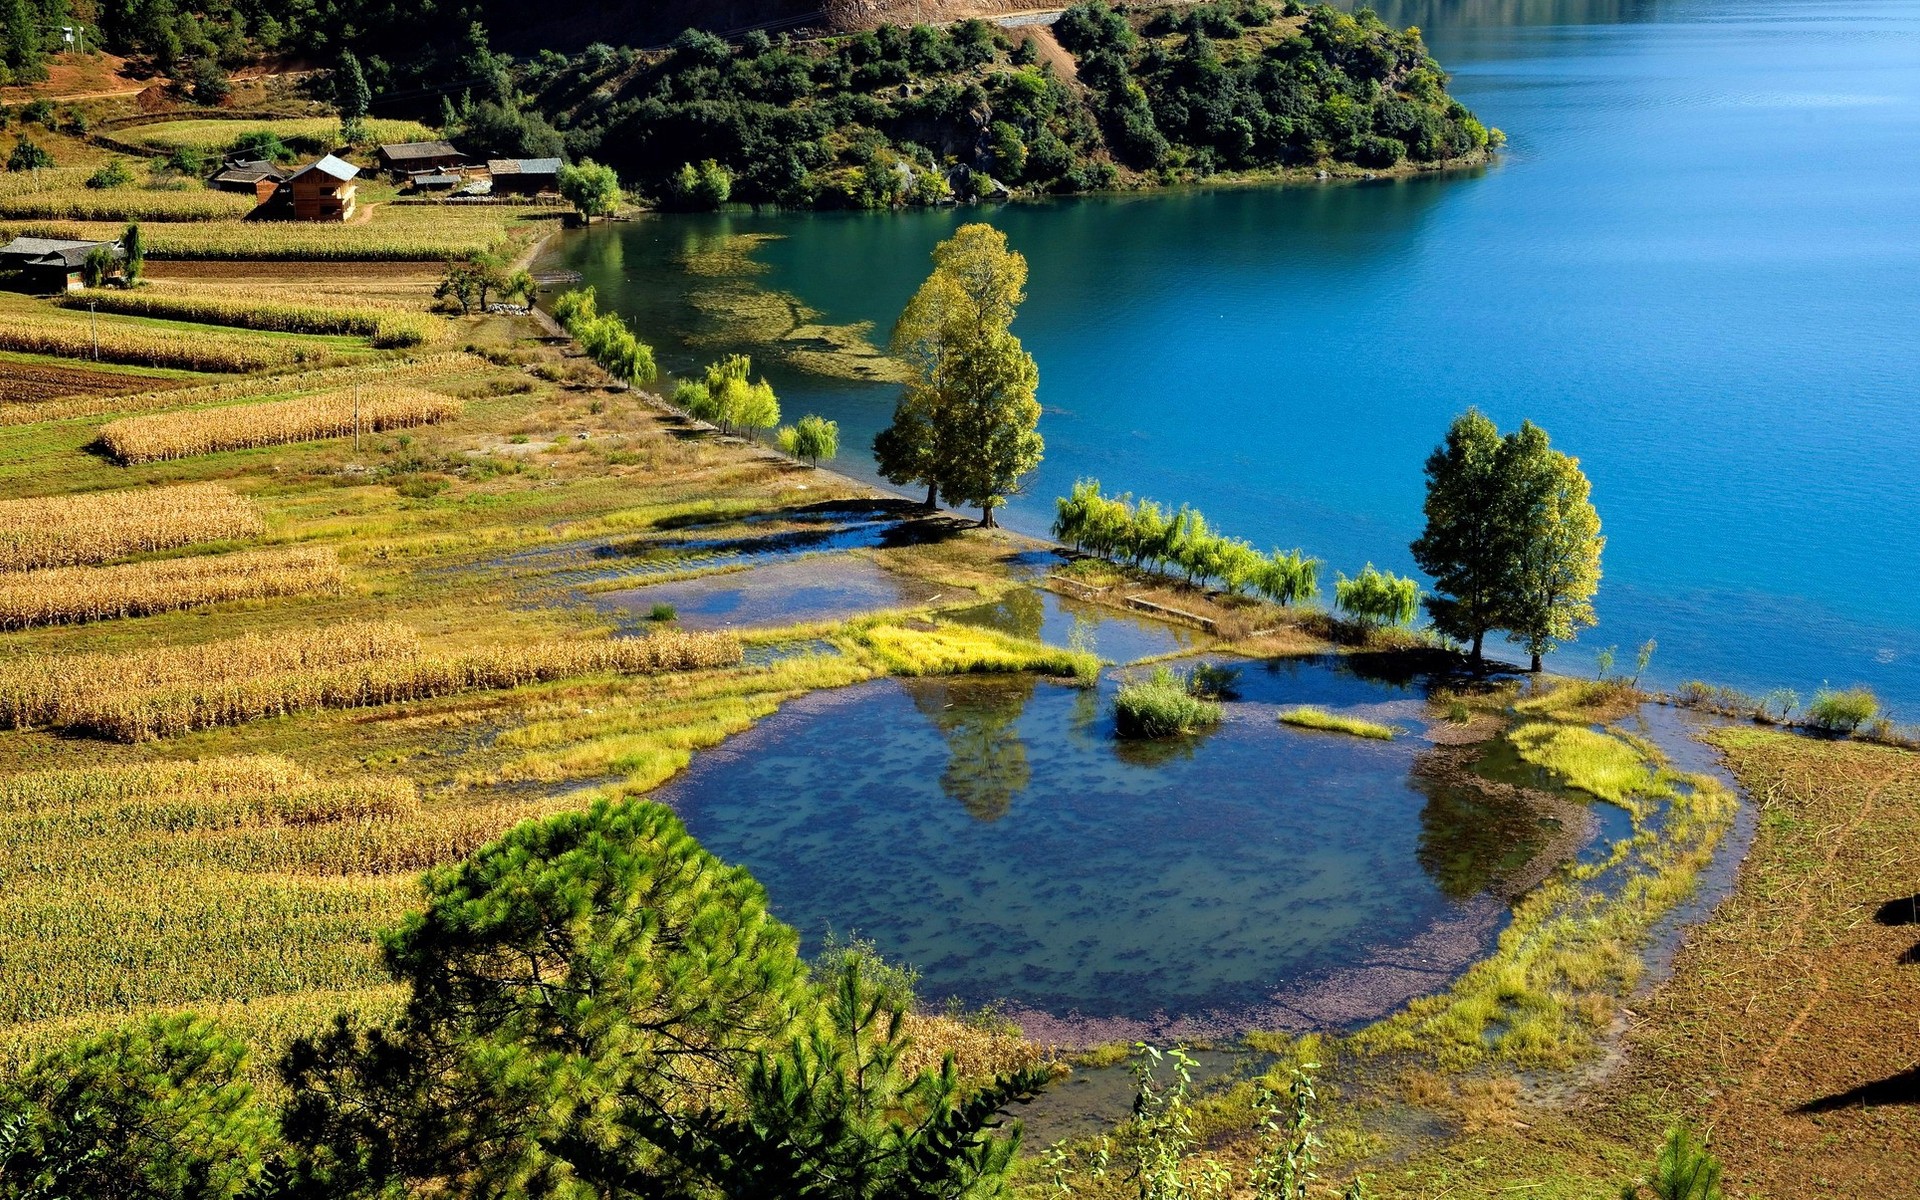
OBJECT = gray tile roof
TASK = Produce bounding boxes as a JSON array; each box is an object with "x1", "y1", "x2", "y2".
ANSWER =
[
  {"x1": 291, "y1": 154, "x2": 359, "y2": 182},
  {"x1": 0, "y1": 236, "x2": 121, "y2": 268},
  {"x1": 488, "y1": 158, "x2": 561, "y2": 175}
]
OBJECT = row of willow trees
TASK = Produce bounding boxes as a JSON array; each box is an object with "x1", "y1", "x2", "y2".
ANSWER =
[{"x1": 1053, "y1": 480, "x2": 1322, "y2": 605}]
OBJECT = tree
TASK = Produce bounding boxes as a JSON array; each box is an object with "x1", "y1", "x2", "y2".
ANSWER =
[
  {"x1": 80, "y1": 244, "x2": 117, "y2": 287},
  {"x1": 566, "y1": 961, "x2": 1050, "y2": 1198},
  {"x1": 0, "y1": 0, "x2": 43, "y2": 81},
  {"x1": 0, "y1": 1014, "x2": 277, "y2": 1199},
  {"x1": 1335, "y1": 563, "x2": 1421, "y2": 628},
  {"x1": 1409, "y1": 408, "x2": 1509, "y2": 669},
  {"x1": 122, "y1": 222, "x2": 145, "y2": 284},
  {"x1": 433, "y1": 251, "x2": 505, "y2": 314},
  {"x1": 280, "y1": 799, "x2": 816, "y2": 1196},
  {"x1": 1625, "y1": 1124, "x2": 1723, "y2": 1200},
  {"x1": 335, "y1": 51, "x2": 371, "y2": 145},
  {"x1": 558, "y1": 158, "x2": 621, "y2": 222},
  {"x1": 6, "y1": 133, "x2": 50, "y2": 173},
  {"x1": 778, "y1": 413, "x2": 839, "y2": 466},
  {"x1": 878, "y1": 223, "x2": 1043, "y2": 527},
  {"x1": 189, "y1": 56, "x2": 229, "y2": 105},
  {"x1": 1498, "y1": 422, "x2": 1603, "y2": 671},
  {"x1": 669, "y1": 159, "x2": 732, "y2": 210}
]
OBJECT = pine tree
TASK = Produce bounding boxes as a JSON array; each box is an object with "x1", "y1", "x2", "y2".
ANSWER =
[{"x1": 334, "y1": 51, "x2": 370, "y2": 145}]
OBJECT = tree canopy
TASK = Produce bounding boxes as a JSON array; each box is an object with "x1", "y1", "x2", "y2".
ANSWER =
[
  {"x1": 558, "y1": 158, "x2": 621, "y2": 222},
  {"x1": 876, "y1": 223, "x2": 1043, "y2": 526}
]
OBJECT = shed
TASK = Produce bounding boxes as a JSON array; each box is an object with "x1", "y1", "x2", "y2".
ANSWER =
[
  {"x1": 487, "y1": 157, "x2": 561, "y2": 196},
  {"x1": 257, "y1": 155, "x2": 358, "y2": 221},
  {"x1": 0, "y1": 236, "x2": 125, "y2": 292},
  {"x1": 408, "y1": 170, "x2": 463, "y2": 191},
  {"x1": 378, "y1": 140, "x2": 464, "y2": 176},
  {"x1": 211, "y1": 158, "x2": 287, "y2": 192}
]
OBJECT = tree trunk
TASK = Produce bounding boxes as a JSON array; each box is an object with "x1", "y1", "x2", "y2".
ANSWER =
[
  {"x1": 980, "y1": 505, "x2": 997, "y2": 529},
  {"x1": 1530, "y1": 651, "x2": 1543, "y2": 673},
  {"x1": 923, "y1": 483, "x2": 938, "y2": 511},
  {"x1": 1471, "y1": 630, "x2": 1485, "y2": 672}
]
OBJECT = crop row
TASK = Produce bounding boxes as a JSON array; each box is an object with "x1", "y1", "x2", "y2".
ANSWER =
[
  {"x1": 4, "y1": 206, "x2": 540, "y2": 260},
  {"x1": 0, "y1": 544, "x2": 341, "y2": 629},
  {"x1": 0, "y1": 481, "x2": 262, "y2": 572},
  {"x1": 0, "y1": 350, "x2": 486, "y2": 426},
  {"x1": 0, "y1": 619, "x2": 744, "y2": 740},
  {"x1": 58, "y1": 290, "x2": 432, "y2": 347},
  {"x1": 0, "y1": 308, "x2": 328, "y2": 372},
  {"x1": 0, "y1": 755, "x2": 565, "y2": 1026},
  {"x1": 121, "y1": 116, "x2": 435, "y2": 152},
  {"x1": 0, "y1": 185, "x2": 254, "y2": 223},
  {"x1": 98, "y1": 387, "x2": 461, "y2": 463}
]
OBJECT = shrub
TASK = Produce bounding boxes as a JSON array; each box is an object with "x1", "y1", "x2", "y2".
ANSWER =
[
  {"x1": 1113, "y1": 666, "x2": 1223, "y2": 738},
  {"x1": 1808, "y1": 686, "x2": 1877, "y2": 734},
  {"x1": 85, "y1": 159, "x2": 134, "y2": 189}
]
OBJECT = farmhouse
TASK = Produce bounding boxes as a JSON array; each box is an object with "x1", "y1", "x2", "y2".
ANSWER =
[
  {"x1": 378, "y1": 140, "x2": 464, "y2": 176},
  {"x1": 210, "y1": 158, "x2": 287, "y2": 193},
  {"x1": 255, "y1": 155, "x2": 358, "y2": 222},
  {"x1": 487, "y1": 157, "x2": 561, "y2": 196},
  {"x1": 0, "y1": 236, "x2": 125, "y2": 292}
]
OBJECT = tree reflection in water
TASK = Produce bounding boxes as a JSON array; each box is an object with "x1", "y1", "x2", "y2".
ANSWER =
[{"x1": 905, "y1": 675, "x2": 1038, "y2": 822}]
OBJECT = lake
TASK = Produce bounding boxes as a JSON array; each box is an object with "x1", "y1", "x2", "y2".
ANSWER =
[{"x1": 545, "y1": 0, "x2": 1920, "y2": 713}]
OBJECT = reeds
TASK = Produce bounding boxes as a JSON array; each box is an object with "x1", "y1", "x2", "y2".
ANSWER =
[
  {"x1": 0, "y1": 620, "x2": 744, "y2": 741},
  {"x1": 59, "y1": 290, "x2": 431, "y2": 345},
  {"x1": 1112, "y1": 666, "x2": 1223, "y2": 738},
  {"x1": 0, "y1": 482, "x2": 262, "y2": 571},
  {"x1": 0, "y1": 308, "x2": 321, "y2": 372},
  {"x1": 0, "y1": 545, "x2": 342, "y2": 629},
  {"x1": 98, "y1": 387, "x2": 462, "y2": 463}
]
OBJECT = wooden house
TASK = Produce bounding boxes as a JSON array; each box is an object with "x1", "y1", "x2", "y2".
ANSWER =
[
  {"x1": 487, "y1": 158, "x2": 561, "y2": 196},
  {"x1": 0, "y1": 236, "x2": 124, "y2": 291},
  {"x1": 256, "y1": 155, "x2": 358, "y2": 221},
  {"x1": 378, "y1": 141, "x2": 464, "y2": 177},
  {"x1": 211, "y1": 158, "x2": 287, "y2": 193}
]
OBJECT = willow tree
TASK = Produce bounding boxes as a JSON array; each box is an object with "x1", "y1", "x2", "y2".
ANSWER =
[
  {"x1": 1500, "y1": 423, "x2": 1603, "y2": 672},
  {"x1": 875, "y1": 223, "x2": 1043, "y2": 526}
]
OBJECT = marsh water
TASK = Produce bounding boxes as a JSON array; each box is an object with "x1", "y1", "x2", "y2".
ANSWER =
[
  {"x1": 546, "y1": 0, "x2": 1920, "y2": 713},
  {"x1": 653, "y1": 650, "x2": 1589, "y2": 1041}
]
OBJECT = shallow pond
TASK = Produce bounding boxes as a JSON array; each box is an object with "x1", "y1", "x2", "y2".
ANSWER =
[{"x1": 653, "y1": 655, "x2": 1595, "y2": 1044}]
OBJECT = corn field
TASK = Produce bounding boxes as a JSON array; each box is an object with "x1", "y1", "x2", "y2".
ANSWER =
[
  {"x1": 0, "y1": 185, "x2": 254, "y2": 223},
  {"x1": 4, "y1": 204, "x2": 541, "y2": 260},
  {"x1": 0, "y1": 350, "x2": 487, "y2": 427},
  {"x1": 98, "y1": 387, "x2": 462, "y2": 463},
  {"x1": 0, "y1": 754, "x2": 571, "y2": 1029},
  {"x1": 0, "y1": 481, "x2": 263, "y2": 571},
  {"x1": 122, "y1": 117, "x2": 435, "y2": 152},
  {"x1": 0, "y1": 308, "x2": 329, "y2": 372},
  {"x1": 58, "y1": 291, "x2": 433, "y2": 347},
  {"x1": 0, "y1": 619, "x2": 744, "y2": 740},
  {"x1": 0, "y1": 545, "x2": 342, "y2": 629}
]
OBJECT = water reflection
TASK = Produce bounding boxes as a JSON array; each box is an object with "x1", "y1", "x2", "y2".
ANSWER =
[
  {"x1": 1414, "y1": 781, "x2": 1550, "y2": 901},
  {"x1": 905, "y1": 675, "x2": 1037, "y2": 823}
]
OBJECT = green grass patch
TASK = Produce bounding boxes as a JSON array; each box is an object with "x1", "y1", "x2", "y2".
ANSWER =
[
  {"x1": 1506, "y1": 722, "x2": 1656, "y2": 809},
  {"x1": 1113, "y1": 666, "x2": 1223, "y2": 738},
  {"x1": 846, "y1": 620, "x2": 1098, "y2": 682},
  {"x1": 1278, "y1": 705, "x2": 1395, "y2": 740}
]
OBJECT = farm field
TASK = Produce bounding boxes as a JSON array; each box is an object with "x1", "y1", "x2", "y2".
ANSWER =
[
  {"x1": 0, "y1": 97, "x2": 1908, "y2": 1200},
  {"x1": 119, "y1": 116, "x2": 436, "y2": 153}
]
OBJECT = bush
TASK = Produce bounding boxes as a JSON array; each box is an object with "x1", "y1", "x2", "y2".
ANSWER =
[
  {"x1": 1808, "y1": 686, "x2": 1877, "y2": 734},
  {"x1": 86, "y1": 159, "x2": 135, "y2": 189},
  {"x1": 1113, "y1": 666, "x2": 1223, "y2": 738}
]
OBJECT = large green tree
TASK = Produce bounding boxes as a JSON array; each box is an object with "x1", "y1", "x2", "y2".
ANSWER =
[
  {"x1": 558, "y1": 158, "x2": 621, "y2": 223},
  {"x1": 279, "y1": 799, "x2": 814, "y2": 1197},
  {"x1": 0, "y1": 1014, "x2": 277, "y2": 1200},
  {"x1": 1498, "y1": 422, "x2": 1603, "y2": 672},
  {"x1": 1409, "y1": 408, "x2": 1512, "y2": 669},
  {"x1": 334, "y1": 50, "x2": 370, "y2": 144},
  {"x1": 876, "y1": 223, "x2": 1043, "y2": 527}
]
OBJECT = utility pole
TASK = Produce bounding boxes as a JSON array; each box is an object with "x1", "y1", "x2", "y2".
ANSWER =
[
  {"x1": 353, "y1": 384, "x2": 361, "y2": 451},
  {"x1": 88, "y1": 299, "x2": 98, "y2": 361}
]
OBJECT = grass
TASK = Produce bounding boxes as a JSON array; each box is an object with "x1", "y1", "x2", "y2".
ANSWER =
[
  {"x1": 0, "y1": 545, "x2": 341, "y2": 629},
  {"x1": 1277, "y1": 705, "x2": 1395, "y2": 740},
  {"x1": 847, "y1": 620, "x2": 1099, "y2": 683},
  {"x1": 0, "y1": 481, "x2": 261, "y2": 571},
  {"x1": 1506, "y1": 721, "x2": 1658, "y2": 811},
  {"x1": 97, "y1": 387, "x2": 460, "y2": 463},
  {"x1": 1113, "y1": 665, "x2": 1223, "y2": 738}
]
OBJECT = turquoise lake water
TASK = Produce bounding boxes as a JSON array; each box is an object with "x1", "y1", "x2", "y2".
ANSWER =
[{"x1": 548, "y1": 0, "x2": 1920, "y2": 712}]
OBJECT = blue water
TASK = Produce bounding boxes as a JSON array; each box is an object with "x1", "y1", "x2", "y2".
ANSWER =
[
  {"x1": 550, "y1": 0, "x2": 1920, "y2": 712},
  {"x1": 653, "y1": 659, "x2": 1565, "y2": 1036}
]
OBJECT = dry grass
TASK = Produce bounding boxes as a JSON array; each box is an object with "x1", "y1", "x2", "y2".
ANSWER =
[
  {"x1": 898, "y1": 1012, "x2": 1056, "y2": 1082},
  {"x1": 0, "y1": 481, "x2": 262, "y2": 571},
  {"x1": 97, "y1": 387, "x2": 462, "y2": 463},
  {"x1": 0, "y1": 619, "x2": 745, "y2": 741},
  {"x1": 0, "y1": 545, "x2": 342, "y2": 629}
]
